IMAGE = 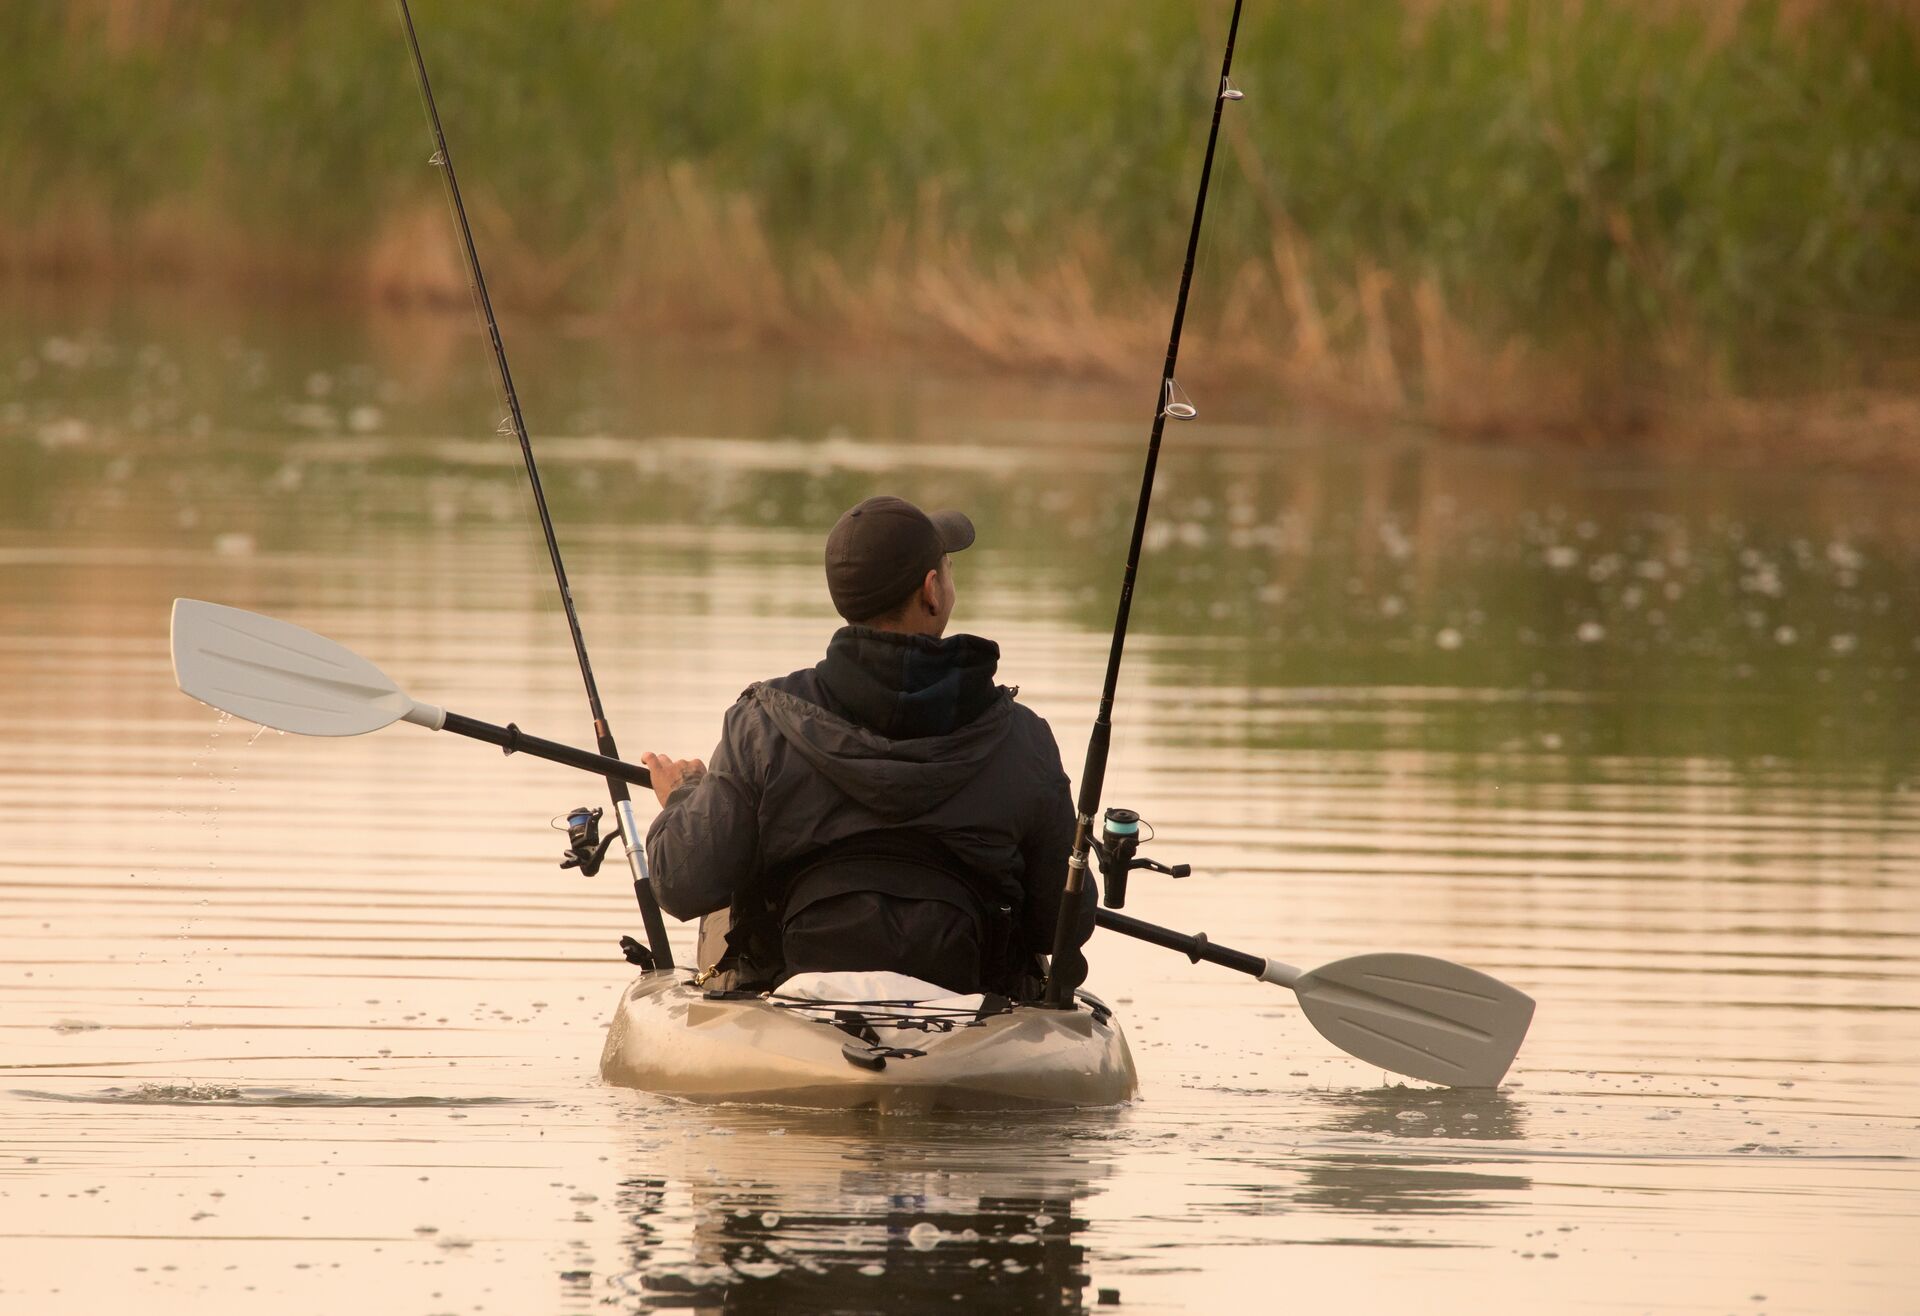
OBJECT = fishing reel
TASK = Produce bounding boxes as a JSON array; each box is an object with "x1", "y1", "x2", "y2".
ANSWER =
[
  {"x1": 556, "y1": 804, "x2": 622, "y2": 877},
  {"x1": 555, "y1": 808, "x2": 658, "y2": 971},
  {"x1": 1094, "y1": 807, "x2": 1190, "y2": 910}
]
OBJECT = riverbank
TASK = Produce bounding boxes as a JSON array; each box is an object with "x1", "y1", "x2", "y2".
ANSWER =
[{"x1": 6, "y1": 0, "x2": 1917, "y2": 454}]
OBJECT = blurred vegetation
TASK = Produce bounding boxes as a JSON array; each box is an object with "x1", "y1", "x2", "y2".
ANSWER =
[{"x1": 4, "y1": 0, "x2": 1919, "y2": 436}]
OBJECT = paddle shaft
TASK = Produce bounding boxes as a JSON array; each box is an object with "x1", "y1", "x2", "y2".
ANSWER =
[
  {"x1": 396, "y1": 0, "x2": 672, "y2": 965},
  {"x1": 439, "y1": 712, "x2": 652, "y2": 788},
  {"x1": 1094, "y1": 907, "x2": 1271, "y2": 979},
  {"x1": 1046, "y1": 0, "x2": 1247, "y2": 1005}
]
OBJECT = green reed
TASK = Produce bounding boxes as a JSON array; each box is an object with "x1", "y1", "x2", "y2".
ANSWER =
[{"x1": 3, "y1": 0, "x2": 1915, "y2": 392}]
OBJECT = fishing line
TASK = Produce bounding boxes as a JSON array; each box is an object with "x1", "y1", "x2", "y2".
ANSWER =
[{"x1": 394, "y1": 0, "x2": 672, "y2": 967}]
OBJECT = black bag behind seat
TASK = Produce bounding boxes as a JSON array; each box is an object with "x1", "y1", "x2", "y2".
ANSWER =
[{"x1": 774, "y1": 830, "x2": 1014, "y2": 995}]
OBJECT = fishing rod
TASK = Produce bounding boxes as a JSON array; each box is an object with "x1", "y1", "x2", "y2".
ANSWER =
[
  {"x1": 1045, "y1": 0, "x2": 1246, "y2": 1006},
  {"x1": 395, "y1": 0, "x2": 672, "y2": 969}
]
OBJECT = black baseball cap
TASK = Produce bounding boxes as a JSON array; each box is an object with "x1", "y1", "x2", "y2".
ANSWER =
[{"x1": 825, "y1": 495, "x2": 975, "y2": 622}]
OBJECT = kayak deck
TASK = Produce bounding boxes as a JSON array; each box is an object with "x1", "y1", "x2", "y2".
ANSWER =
[{"x1": 599, "y1": 970, "x2": 1138, "y2": 1112}]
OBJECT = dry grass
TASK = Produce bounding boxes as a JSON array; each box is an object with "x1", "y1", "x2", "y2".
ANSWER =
[{"x1": 10, "y1": 163, "x2": 1912, "y2": 465}]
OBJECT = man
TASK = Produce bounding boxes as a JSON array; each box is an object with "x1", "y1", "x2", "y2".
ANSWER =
[{"x1": 642, "y1": 494, "x2": 1091, "y2": 997}]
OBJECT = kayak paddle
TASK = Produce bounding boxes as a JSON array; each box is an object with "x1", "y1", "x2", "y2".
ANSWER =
[
  {"x1": 169, "y1": 599, "x2": 651, "y2": 788},
  {"x1": 1095, "y1": 907, "x2": 1534, "y2": 1088}
]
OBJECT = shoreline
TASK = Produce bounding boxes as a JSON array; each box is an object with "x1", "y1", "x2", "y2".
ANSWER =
[{"x1": 6, "y1": 261, "x2": 1916, "y2": 476}]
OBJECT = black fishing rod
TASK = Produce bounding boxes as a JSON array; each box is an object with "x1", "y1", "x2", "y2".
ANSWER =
[
  {"x1": 395, "y1": 0, "x2": 672, "y2": 968},
  {"x1": 1045, "y1": 1, "x2": 1246, "y2": 1006}
]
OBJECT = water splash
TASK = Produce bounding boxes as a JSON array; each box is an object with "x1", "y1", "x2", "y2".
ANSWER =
[{"x1": 16, "y1": 1085, "x2": 531, "y2": 1109}]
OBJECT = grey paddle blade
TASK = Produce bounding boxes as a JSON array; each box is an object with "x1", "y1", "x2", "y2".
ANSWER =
[
  {"x1": 170, "y1": 599, "x2": 442, "y2": 736},
  {"x1": 1292, "y1": 953, "x2": 1535, "y2": 1088}
]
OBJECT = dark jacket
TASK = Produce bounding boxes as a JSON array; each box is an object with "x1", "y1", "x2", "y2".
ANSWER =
[{"x1": 647, "y1": 626, "x2": 1088, "y2": 992}]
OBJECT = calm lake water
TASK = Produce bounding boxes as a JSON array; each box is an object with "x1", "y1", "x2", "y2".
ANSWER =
[{"x1": 2, "y1": 292, "x2": 1917, "y2": 1314}]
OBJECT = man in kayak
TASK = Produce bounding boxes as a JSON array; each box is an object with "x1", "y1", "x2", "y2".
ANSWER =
[{"x1": 641, "y1": 494, "x2": 1091, "y2": 998}]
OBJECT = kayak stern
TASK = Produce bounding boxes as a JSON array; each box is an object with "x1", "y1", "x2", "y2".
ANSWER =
[{"x1": 600, "y1": 971, "x2": 1138, "y2": 1112}]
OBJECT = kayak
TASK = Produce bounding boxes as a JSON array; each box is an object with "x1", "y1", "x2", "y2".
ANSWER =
[{"x1": 598, "y1": 969, "x2": 1138, "y2": 1112}]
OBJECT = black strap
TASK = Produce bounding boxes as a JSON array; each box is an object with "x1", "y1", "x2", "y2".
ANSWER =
[
  {"x1": 831, "y1": 1010, "x2": 881, "y2": 1046},
  {"x1": 840, "y1": 1040, "x2": 928, "y2": 1071}
]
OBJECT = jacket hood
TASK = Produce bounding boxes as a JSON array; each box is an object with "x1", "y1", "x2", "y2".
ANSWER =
[
  {"x1": 815, "y1": 627, "x2": 1003, "y2": 739},
  {"x1": 748, "y1": 680, "x2": 1016, "y2": 822}
]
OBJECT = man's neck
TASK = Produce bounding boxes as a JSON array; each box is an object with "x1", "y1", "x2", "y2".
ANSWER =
[{"x1": 867, "y1": 617, "x2": 946, "y2": 641}]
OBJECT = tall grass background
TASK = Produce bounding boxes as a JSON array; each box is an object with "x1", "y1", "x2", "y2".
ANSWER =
[{"x1": 5, "y1": 0, "x2": 1917, "y2": 442}]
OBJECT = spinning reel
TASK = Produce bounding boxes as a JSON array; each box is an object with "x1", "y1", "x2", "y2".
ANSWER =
[
  {"x1": 1052, "y1": 805, "x2": 1193, "y2": 998},
  {"x1": 1094, "y1": 807, "x2": 1190, "y2": 910},
  {"x1": 556, "y1": 804, "x2": 622, "y2": 877},
  {"x1": 555, "y1": 806, "x2": 656, "y2": 970}
]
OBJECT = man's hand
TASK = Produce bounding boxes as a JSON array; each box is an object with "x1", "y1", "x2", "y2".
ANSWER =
[{"x1": 642, "y1": 752, "x2": 707, "y2": 809}]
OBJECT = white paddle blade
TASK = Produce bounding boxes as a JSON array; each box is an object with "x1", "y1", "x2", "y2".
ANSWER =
[
  {"x1": 171, "y1": 599, "x2": 435, "y2": 737},
  {"x1": 1293, "y1": 953, "x2": 1535, "y2": 1088}
]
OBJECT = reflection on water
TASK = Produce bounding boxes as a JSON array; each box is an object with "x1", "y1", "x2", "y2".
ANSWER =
[
  {"x1": 1307, "y1": 1085, "x2": 1528, "y2": 1143},
  {"x1": 2, "y1": 292, "x2": 1917, "y2": 1314},
  {"x1": 607, "y1": 1110, "x2": 1102, "y2": 1314},
  {"x1": 1286, "y1": 1157, "x2": 1531, "y2": 1222}
]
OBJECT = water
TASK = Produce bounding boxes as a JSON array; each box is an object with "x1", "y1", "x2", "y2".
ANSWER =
[{"x1": 2, "y1": 293, "x2": 1917, "y2": 1314}]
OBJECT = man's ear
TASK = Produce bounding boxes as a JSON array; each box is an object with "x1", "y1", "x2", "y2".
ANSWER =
[{"x1": 923, "y1": 568, "x2": 941, "y2": 614}]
